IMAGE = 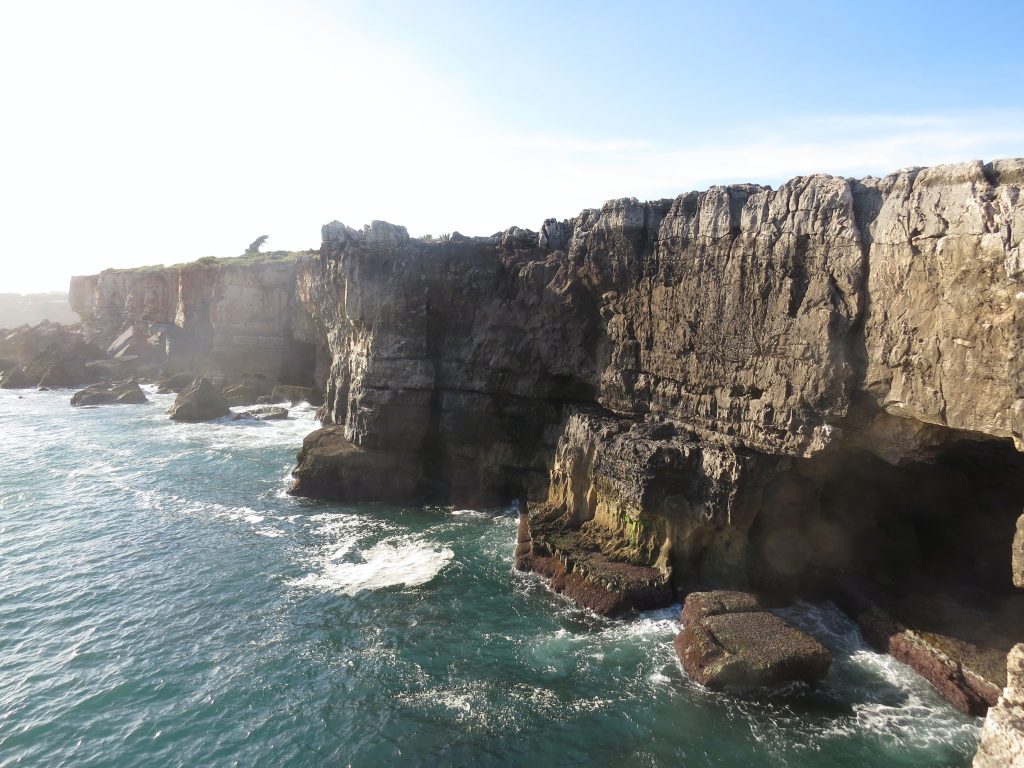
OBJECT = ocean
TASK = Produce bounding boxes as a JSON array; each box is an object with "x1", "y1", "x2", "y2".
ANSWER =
[{"x1": 0, "y1": 387, "x2": 981, "y2": 766}]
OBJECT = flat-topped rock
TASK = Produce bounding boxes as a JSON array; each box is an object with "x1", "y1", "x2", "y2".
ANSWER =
[
  {"x1": 233, "y1": 405, "x2": 288, "y2": 421},
  {"x1": 675, "y1": 590, "x2": 831, "y2": 689}
]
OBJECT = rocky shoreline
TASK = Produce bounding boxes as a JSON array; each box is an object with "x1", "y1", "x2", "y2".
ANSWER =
[{"x1": 5, "y1": 157, "x2": 1023, "y2": 764}]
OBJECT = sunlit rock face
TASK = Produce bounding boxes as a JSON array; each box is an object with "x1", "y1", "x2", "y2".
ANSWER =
[
  {"x1": 70, "y1": 256, "x2": 321, "y2": 387},
  {"x1": 974, "y1": 644, "x2": 1024, "y2": 768},
  {"x1": 290, "y1": 161, "x2": 1024, "y2": 735}
]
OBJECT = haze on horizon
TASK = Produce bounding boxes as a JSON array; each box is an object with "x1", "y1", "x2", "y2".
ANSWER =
[{"x1": 1, "y1": 0, "x2": 1022, "y2": 294}]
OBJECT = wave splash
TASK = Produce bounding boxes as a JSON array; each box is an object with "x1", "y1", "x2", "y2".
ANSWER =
[{"x1": 290, "y1": 536, "x2": 455, "y2": 595}]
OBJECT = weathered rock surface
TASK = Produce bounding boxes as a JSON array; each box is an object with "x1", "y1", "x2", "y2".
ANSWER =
[
  {"x1": 168, "y1": 377, "x2": 230, "y2": 422},
  {"x1": 233, "y1": 405, "x2": 288, "y2": 421},
  {"x1": 289, "y1": 424, "x2": 421, "y2": 501},
  {"x1": 1015, "y1": 514, "x2": 1024, "y2": 589},
  {"x1": 0, "y1": 321, "x2": 107, "y2": 389},
  {"x1": 155, "y1": 372, "x2": 196, "y2": 394},
  {"x1": 70, "y1": 254, "x2": 324, "y2": 390},
  {"x1": 222, "y1": 383, "x2": 264, "y2": 406},
  {"x1": 71, "y1": 380, "x2": 148, "y2": 406},
  {"x1": 675, "y1": 591, "x2": 831, "y2": 689},
  {"x1": 975, "y1": 644, "x2": 1024, "y2": 768},
  {"x1": 514, "y1": 506, "x2": 673, "y2": 616},
  {"x1": 835, "y1": 578, "x2": 1021, "y2": 715},
  {"x1": 284, "y1": 161, "x2": 1024, "y2": 751}
]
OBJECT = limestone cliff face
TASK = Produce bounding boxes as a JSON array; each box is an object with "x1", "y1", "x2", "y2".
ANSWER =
[
  {"x1": 975, "y1": 644, "x2": 1024, "y2": 767},
  {"x1": 290, "y1": 160, "x2": 1024, "y2": 725},
  {"x1": 293, "y1": 158, "x2": 1024, "y2": 506},
  {"x1": 70, "y1": 256, "x2": 321, "y2": 386}
]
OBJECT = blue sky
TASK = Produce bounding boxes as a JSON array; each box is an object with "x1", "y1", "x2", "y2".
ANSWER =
[{"x1": 1, "y1": 0, "x2": 1022, "y2": 292}]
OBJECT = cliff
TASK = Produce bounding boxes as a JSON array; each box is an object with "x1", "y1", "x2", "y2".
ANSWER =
[
  {"x1": 69, "y1": 253, "x2": 325, "y2": 389},
  {"x1": 64, "y1": 159, "x2": 1024, "y2": 747},
  {"x1": 289, "y1": 159, "x2": 1024, "y2": 727}
]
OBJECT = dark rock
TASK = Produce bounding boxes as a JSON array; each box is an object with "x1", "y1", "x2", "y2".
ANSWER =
[
  {"x1": 233, "y1": 405, "x2": 289, "y2": 421},
  {"x1": 107, "y1": 325, "x2": 159, "y2": 362},
  {"x1": 272, "y1": 385, "x2": 322, "y2": 406},
  {"x1": 71, "y1": 379, "x2": 148, "y2": 406},
  {"x1": 515, "y1": 510, "x2": 673, "y2": 617},
  {"x1": 675, "y1": 590, "x2": 831, "y2": 689},
  {"x1": 0, "y1": 366, "x2": 35, "y2": 389},
  {"x1": 222, "y1": 383, "x2": 262, "y2": 406},
  {"x1": 168, "y1": 377, "x2": 230, "y2": 422},
  {"x1": 288, "y1": 425, "x2": 420, "y2": 501},
  {"x1": 37, "y1": 362, "x2": 77, "y2": 388},
  {"x1": 835, "y1": 579, "x2": 1008, "y2": 716},
  {"x1": 0, "y1": 322, "x2": 107, "y2": 388}
]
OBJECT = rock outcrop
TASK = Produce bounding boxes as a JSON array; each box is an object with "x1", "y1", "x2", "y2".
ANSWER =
[
  {"x1": 0, "y1": 321, "x2": 107, "y2": 389},
  {"x1": 975, "y1": 644, "x2": 1024, "y2": 768},
  {"x1": 675, "y1": 591, "x2": 831, "y2": 689},
  {"x1": 71, "y1": 380, "x2": 148, "y2": 406},
  {"x1": 168, "y1": 377, "x2": 230, "y2": 422},
  {"x1": 70, "y1": 253, "x2": 324, "y2": 391},
  {"x1": 285, "y1": 159, "x2": 1024, "y2": 740},
  {"x1": 233, "y1": 405, "x2": 288, "y2": 421}
]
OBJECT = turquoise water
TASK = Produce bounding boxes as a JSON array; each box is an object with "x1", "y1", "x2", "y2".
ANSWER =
[{"x1": 0, "y1": 387, "x2": 981, "y2": 767}]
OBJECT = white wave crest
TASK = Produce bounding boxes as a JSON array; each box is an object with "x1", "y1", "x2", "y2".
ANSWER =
[{"x1": 290, "y1": 537, "x2": 454, "y2": 595}]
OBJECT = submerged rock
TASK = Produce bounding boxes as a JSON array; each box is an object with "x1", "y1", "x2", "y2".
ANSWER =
[
  {"x1": 168, "y1": 377, "x2": 230, "y2": 422},
  {"x1": 71, "y1": 380, "x2": 148, "y2": 406},
  {"x1": 974, "y1": 644, "x2": 1024, "y2": 768},
  {"x1": 675, "y1": 591, "x2": 831, "y2": 689}
]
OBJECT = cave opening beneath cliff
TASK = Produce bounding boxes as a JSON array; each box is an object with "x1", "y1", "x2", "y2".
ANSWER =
[
  {"x1": 749, "y1": 433, "x2": 1024, "y2": 681},
  {"x1": 753, "y1": 435, "x2": 1024, "y2": 599},
  {"x1": 277, "y1": 336, "x2": 317, "y2": 388}
]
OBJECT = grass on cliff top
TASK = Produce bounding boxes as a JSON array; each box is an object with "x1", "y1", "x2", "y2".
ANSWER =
[{"x1": 114, "y1": 250, "x2": 317, "y2": 273}]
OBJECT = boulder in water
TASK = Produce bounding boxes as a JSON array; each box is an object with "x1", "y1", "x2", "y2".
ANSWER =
[
  {"x1": 71, "y1": 380, "x2": 148, "y2": 406},
  {"x1": 168, "y1": 377, "x2": 230, "y2": 422},
  {"x1": 675, "y1": 591, "x2": 831, "y2": 689},
  {"x1": 233, "y1": 405, "x2": 289, "y2": 421},
  {"x1": 222, "y1": 383, "x2": 262, "y2": 406}
]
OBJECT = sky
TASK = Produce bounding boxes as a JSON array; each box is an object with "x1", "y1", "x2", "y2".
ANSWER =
[{"x1": 1, "y1": 0, "x2": 1023, "y2": 293}]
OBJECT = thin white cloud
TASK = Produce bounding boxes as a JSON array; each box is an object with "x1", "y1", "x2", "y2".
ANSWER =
[{"x1": 0, "y1": 1, "x2": 1021, "y2": 292}]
